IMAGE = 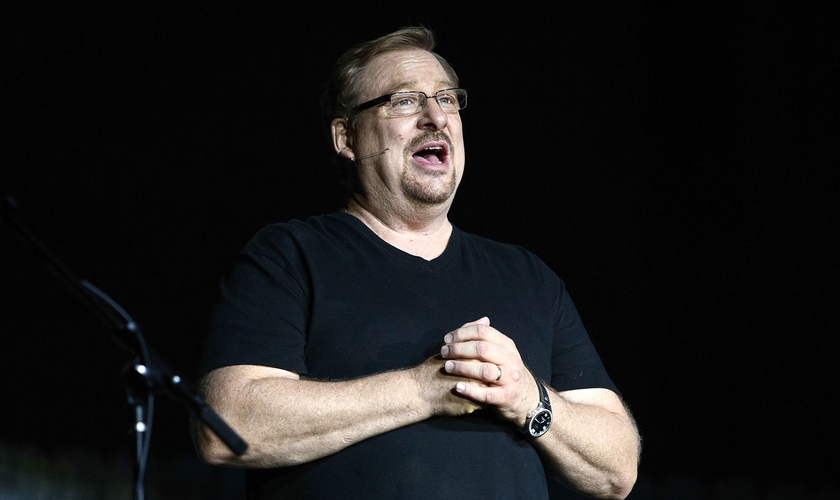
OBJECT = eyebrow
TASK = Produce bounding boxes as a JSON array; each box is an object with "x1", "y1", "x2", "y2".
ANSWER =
[{"x1": 384, "y1": 80, "x2": 456, "y2": 93}]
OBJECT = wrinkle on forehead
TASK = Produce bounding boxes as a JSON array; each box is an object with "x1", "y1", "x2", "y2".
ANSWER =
[
  {"x1": 361, "y1": 50, "x2": 455, "y2": 98},
  {"x1": 387, "y1": 79, "x2": 456, "y2": 93}
]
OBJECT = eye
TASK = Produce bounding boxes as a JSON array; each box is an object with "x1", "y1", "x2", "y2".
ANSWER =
[
  {"x1": 391, "y1": 92, "x2": 421, "y2": 108},
  {"x1": 437, "y1": 92, "x2": 456, "y2": 105}
]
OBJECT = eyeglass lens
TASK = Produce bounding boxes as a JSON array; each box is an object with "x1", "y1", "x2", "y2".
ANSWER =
[{"x1": 388, "y1": 89, "x2": 466, "y2": 116}]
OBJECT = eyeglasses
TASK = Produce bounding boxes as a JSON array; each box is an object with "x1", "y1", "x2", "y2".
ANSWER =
[{"x1": 352, "y1": 88, "x2": 467, "y2": 117}]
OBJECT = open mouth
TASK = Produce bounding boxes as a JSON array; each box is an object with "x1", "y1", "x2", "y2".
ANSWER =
[{"x1": 412, "y1": 142, "x2": 448, "y2": 166}]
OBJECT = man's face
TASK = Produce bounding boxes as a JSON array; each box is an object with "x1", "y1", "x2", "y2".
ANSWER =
[{"x1": 348, "y1": 49, "x2": 465, "y2": 211}]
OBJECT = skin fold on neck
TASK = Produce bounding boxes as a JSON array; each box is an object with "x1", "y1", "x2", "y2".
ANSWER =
[{"x1": 344, "y1": 197, "x2": 453, "y2": 261}]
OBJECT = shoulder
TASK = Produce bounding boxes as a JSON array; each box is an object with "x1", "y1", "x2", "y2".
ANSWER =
[
  {"x1": 245, "y1": 212, "x2": 359, "y2": 253},
  {"x1": 457, "y1": 228, "x2": 557, "y2": 276}
]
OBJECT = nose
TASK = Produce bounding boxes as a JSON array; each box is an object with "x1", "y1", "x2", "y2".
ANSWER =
[{"x1": 417, "y1": 98, "x2": 448, "y2": 130}]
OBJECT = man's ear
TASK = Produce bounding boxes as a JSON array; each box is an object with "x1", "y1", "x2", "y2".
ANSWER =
[{"x1": 331, "y1": 118, "x2": 354, "y2": 160}]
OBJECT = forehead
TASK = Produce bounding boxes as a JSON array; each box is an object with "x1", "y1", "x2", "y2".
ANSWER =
[{"x1": 361, "y1": 49, "x2": 454, "y2": 97}]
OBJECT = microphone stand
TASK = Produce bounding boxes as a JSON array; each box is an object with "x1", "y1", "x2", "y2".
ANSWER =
[{"x1": 0, "y1": 196, "x2": 248, "y2": 500}]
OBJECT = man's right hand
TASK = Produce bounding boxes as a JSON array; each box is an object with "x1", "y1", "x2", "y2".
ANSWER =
[{"x1": 410, "y1": 355, "x2": 484, "y2": 417}]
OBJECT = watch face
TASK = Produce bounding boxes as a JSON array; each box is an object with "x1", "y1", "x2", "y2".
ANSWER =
[{"x1": 529, "y1": 409, "x2": 552, "y2": 437}]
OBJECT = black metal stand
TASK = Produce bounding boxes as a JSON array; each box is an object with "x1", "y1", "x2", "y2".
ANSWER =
[{"x1": 1, "y1": 196, "x2": 248, "y2": 500}]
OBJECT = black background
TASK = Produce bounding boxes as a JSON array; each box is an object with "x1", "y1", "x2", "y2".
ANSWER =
[{"x1": 2, "y1": 2, "x2": 837, "y2": 498}]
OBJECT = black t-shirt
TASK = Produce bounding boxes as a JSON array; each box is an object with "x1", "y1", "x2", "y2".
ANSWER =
[{"x1": 199, "y1": 212, "x2": 618, "y2": 499}]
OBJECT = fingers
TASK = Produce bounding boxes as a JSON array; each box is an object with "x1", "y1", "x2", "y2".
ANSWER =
[
  {"x1": 443, "y1": 316, "x2": 493, "y2": 345},
  {"x1": 453, "y1": 380, "x2": 499, "y2": 405},
  {"x1": 441, "y1": 319, "x2": 523, "y2": 386},
  {"x1": 443, "y1": 359, "x2": 510, "y2": 384},
  {"x1": 435, "y1": 318, "x2": 537, "y2": 424},
  {"x1": 447, "y1": 361, "x2": 539, "y2": 424},
  {"x1": 439, "y1": 339, "x2": 497, "y2": 361},
  {"x1": 441, "y1": 319, "x2": 511, "y2": 362}
]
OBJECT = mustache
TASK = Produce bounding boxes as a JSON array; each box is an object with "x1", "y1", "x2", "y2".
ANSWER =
[{"x1": 407, "y1": 132, "x2": 452, "y2": 152}]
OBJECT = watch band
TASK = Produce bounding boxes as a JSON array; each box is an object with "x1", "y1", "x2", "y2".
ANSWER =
[
  {"x1": 536, "y1": 380, "x2": 550, "y2": 407},
  {"x1": 522, "y1": 379, "x2": 553, "y2": 438}
]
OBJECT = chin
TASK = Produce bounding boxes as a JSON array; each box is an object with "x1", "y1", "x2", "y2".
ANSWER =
[{"x1": 404, "y1": 172, "x2": 458, "y2": 205}]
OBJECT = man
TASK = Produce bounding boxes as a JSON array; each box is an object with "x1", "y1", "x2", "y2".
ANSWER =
[{"x1": 194, "y1": 26, "x2": 640, "y2": 499}]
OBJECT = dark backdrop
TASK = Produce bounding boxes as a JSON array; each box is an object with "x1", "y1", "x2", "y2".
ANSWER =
[{"x1": 2, "y1": 3, "x2": 837, "y2": 499}]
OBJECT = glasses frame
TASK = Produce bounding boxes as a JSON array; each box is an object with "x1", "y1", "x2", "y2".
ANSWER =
[{"x1": 352, "y1": 88, "x2": 467, "y2": 116}]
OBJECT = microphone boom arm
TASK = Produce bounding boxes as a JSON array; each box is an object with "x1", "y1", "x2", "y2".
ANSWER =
[{"x1": 0, "y1": 195, "x2": 247, "y2": 497}]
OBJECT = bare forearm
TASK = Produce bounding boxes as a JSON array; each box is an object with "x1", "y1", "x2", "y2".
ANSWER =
[
  {"x1": 195, "y1": 359, "x2": 479, "y2": 468},
  {"x1": 534, "y1": 391, "x2": 640, "y2": 499},
  {"x1": 440, "y1": 319, "x2": 640, "y2": 499},
  {"x1": 197, "y1": 369, "x2": 425, "y2": 467}
]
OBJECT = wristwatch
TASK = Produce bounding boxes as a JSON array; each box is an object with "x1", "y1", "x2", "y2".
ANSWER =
[{"x1": 523, "y1": 380, "x2": 553, "y2": 438}]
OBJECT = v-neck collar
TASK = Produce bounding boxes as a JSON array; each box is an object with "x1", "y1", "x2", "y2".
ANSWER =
[{"x1": 333, "y1": 211, "x2": 461, "y2": 273}]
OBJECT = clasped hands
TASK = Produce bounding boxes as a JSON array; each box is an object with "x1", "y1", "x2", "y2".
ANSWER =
[{"x1": 435, "y1": 316, "x2": 539, "y2": 427}]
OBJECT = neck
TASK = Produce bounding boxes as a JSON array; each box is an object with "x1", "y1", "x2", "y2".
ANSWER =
[{"x1": 344, "y1": 198, "x2": 453, "y2": 260}]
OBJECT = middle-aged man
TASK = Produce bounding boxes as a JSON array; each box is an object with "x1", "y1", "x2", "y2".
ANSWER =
[{"x1": 194, "y1": 26, "x2": 641, "y2": 499}]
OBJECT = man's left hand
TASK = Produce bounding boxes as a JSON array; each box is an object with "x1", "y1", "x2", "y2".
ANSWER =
[{"x1": 439, "y1": 317, "x2": 539, "y2": 427}]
